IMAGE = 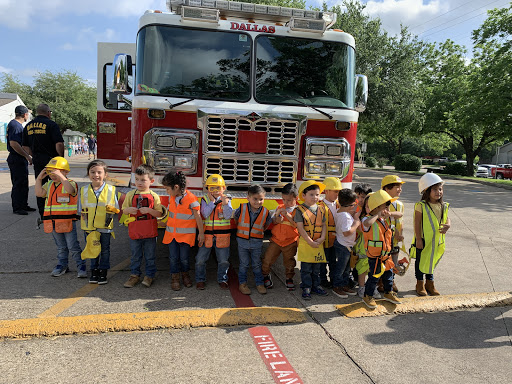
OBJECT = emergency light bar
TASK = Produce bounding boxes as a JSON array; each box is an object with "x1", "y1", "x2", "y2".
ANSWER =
[{"x1": 167, "y1": 0, "x2": 336, "y2": 32}]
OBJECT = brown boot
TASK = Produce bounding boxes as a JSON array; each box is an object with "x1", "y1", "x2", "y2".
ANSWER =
[
  {"x1": 416, "y1": 280, "x2": 427, "y2": 296},
  {"x1": 425, "y1": 280, "x2": 440, "y2": 296},
  {"x1": 377, "y1": 278, "x2": 384, "y2": 293},
  {"x1": 181, "y1": 272, "x2": 192, "y2": 288},
  {"x1": 171, "y1": 273, "x2": 181, "y2": 291},
  {"x1": 392, "y1": 282, "x2": 399, "y2": 293}
]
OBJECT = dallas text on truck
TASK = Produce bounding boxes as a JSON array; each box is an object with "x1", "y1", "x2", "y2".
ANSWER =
[{"x1": 97, "y1": 0, "x2": 368, "y2": 209}]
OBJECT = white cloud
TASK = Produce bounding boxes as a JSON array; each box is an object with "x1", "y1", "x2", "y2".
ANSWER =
[
  {"x1": 0, "y1": 65, "x2": 13, "y2": 73},
  {"x1": 60, "y1": 27, "x2": 119, "y2": 51},
  {"x1": 0, "y1": 0, "x2": 166, "y2": 30}
]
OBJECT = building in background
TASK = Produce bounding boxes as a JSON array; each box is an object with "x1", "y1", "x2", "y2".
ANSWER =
[{"x1": 0, "y1": 93, "x2": 32, "y2": 144}]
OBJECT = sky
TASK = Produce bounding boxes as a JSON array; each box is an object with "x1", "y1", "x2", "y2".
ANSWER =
[{"x1": 0, "y1": 0, "x2": 510, "y2": 86}]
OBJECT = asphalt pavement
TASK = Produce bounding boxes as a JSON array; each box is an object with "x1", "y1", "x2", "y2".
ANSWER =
[{"x1": 1, "y1": 151, "x2": 511, "y2": 384}]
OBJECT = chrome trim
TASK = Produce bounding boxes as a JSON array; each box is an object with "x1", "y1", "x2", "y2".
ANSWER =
[{"x1": 303, "y1": 137, "x2": 351, "y2": 180}]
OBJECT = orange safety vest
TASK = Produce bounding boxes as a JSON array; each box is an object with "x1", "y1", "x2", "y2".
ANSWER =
[
  {"x1": 201, "y1": 195, "x2": 231, "y2": 248},
  {"x1": 127, "y1": 191, "x2": 159, "y2": 240},
  {"x1": 236, "y1": 203, "x2": 269, "y2": 239},
  {"x1": 296, "y1": 204, "x2": 325, "y2": 241},
  {"x1": 319, "y1": 200, "x2": 340, "y2": 248},
  {"x1": 363, "y1": 217, "x2": 393, "y2": 258},
  {"x1": 270, "y1": 204, "x2": 299, "y2": 247},
  {"x1": 43, "y1": 180, "x2": 79, "y2": 234},
  {"x1": 163, "y1": 191, "x2": 200, "y2": 246}
]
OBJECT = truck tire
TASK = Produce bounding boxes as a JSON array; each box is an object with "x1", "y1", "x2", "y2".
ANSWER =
[{"x1": 496, "y1": 173, "x2": 504, "y2": 179}]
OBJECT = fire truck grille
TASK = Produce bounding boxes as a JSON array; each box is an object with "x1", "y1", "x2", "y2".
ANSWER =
[
  {"x1": 205, "y1": 157, "x2": 296, "y2": 185},
  {"x1": 205, "y1": 116, "x2": 299, "y2": 156}
]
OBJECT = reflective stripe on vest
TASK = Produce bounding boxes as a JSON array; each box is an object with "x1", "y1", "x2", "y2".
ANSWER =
[
  {"x1": 319, "y1": 200, "x2": 338, "y2": 248},
  {"x1": 80, "y1": 184, "x2": 116, "y2": 231},
  {"x1": 236, "y1": 203, "x2": 269, "y2": 239},
  {"x1": 296, "y1": 205, "x2": 324, "y2": 241},
  {"x1": 202, "y1": 196, "x2": 231, "y2": 234},
  {"x1": 43, "y1": 180, "x2": 79, "y2": 218}
]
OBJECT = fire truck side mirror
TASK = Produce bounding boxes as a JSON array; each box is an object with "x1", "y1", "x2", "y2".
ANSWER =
[
  {"x1": 113, "y1": 53, "x2": 133, "y2": 95},
  {"x1": 355, "y1": 74, "x2": 368, "y2": 113}
]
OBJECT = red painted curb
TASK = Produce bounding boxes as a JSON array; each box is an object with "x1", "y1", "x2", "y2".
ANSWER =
[{"x1": 227, "y1": 266, "x2": 256, "y2": 308}]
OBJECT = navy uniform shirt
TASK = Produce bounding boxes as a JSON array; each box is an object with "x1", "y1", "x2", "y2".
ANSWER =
[
  {"x1": 6, "y1": 119, "x2": 24, "y2": 158},
  {"x1": 22, "y1": 115, "x2": 63, "y2": 163}
]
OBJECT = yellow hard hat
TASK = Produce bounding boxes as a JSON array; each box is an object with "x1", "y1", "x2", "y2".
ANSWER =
[
  {"x1": 298, "y1": 180, "x2": 326, "y2": 198},
  {"x1": 367, "y1": 190, "x2": 398, "y2": 212},
  {"x1": 205, "y1": 174, "x2": 226, "y2": 187},
  {"x1": 323, "y1": 177, "x2": 343, "y2": 191},
  {"x1": 381, "y1": 175, "x2": 405, "y2": 189},
  {"x1": 46, "y1": 156, "x2": 70, "y2": 172},
  {"x1": 81, "y1": 231, "x2": 101, "y2": 260}
]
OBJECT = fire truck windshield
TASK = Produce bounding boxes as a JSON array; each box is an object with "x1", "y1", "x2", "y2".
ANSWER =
[
  {"x1": 136, "y1": 25, "x2": 252, "y2": 101},
  {"x1": 255, "y1": 35, "x2": 355, "y2": 109}
]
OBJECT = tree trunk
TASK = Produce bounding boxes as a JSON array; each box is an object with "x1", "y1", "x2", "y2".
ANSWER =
[{"x1": 463, "y1": 137, "x2": 475, "y2": 176}]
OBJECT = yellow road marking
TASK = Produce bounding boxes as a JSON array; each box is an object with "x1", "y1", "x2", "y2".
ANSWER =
[
  {"x1": 1, "y1": 307, "x2": 306, "y2": 340},
  {"x1": 37, "y1": 258, "x2": 131, "y2": 319},
  {"x1": 336, "y1": 291, "x2": 512, "y2": 318}
]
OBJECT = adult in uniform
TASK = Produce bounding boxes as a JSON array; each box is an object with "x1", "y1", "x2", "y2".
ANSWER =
[
  {"x1": 22, "y1": 103, "x2": 64, "y2": 219},
  {"x1": 6, "y1": 105, "x2": 36, "y2": 215}
]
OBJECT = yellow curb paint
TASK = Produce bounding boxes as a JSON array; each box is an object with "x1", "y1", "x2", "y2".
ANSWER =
[
  {"x1": 1, "y1": 307, "x2": 306, "y2": 340},
  {"x1": 37, "y1": 258, "x2": 131, "y2": 319},
  {"x1": 336, "y1": 291, "x2": 512, "y2": 318}
]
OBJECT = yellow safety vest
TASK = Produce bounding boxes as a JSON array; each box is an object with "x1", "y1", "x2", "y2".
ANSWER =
[
  {"x1": 80, "y1": 184, "x2": 117, "y2": 231},
  {"x1": 319, "y1": 200, "x2": 339, "y2": 248},
  {"x1": 387, "y1": 199, "x2": 404, "y2": 247},
  {"x1": 410, "y1": 201, "x2": 449, "y2": 274}
]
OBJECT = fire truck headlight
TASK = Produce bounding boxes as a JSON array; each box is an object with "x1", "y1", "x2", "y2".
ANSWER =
[
  {"x1": 308, "y1": 162, "x2": 325, "y2": 174},
  {"x1": 325, "y1": 162, "x2": 342, "y2": 174},
  {"x1": 155, "y1": 154, "x2": 174, "y2": 167},
  {"x1": 157, "y1": 136, "x2": 174, "y2": 148},
  {"x1": 310, "y1": 145, "x2": 325, "y2": 155},
  {"x1": 327, "y1": 146, "x2": 342, "y2": 156},
  {"x1": 175, "y1": 137, "x2": 193, "y2": 149},
  {"x1": 174, "y1": 156, "x2": 193, "y2": 168}
]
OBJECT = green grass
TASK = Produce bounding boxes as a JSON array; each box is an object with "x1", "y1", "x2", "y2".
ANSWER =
[{"x1": 0, "y1": 142, "x2": 6, "y2": 151}]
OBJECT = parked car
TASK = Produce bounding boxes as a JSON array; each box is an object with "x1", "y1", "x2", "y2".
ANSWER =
[
  {"x1": 478, "y1": 164, "x2": 496, "y2": 178},
  {"x1": 491, "y1": 165, "x2": 512, "y2": 179},
  {"x1": 433, "y1": 157, "x2": 449, "y2": 163},
  {"x1": 476, "y1": 166, "x2": 489, "y2": 178}
]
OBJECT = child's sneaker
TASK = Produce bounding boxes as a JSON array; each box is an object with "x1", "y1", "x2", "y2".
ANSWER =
[
  {"x1": 263, "y1": 274, "x2": 273, "y2": 289},
  {"x1": 383, "y1": 292, "x2": 402, "y2": 304},
  {"x1": 363, "y1": 295, "x2": 377, "y2": 309},
  {"x1": 89, "y1": 268, "x2": 100, "y2": 284},
  {"x1": 311, "y1": 286, "x2": 328, "y2": 296},
  {"x1": 256, "y1": 285, "x2": 267, "y2": 294},
  {"x1": 286, "y1": 279, "x2": 295, "y2": 291},
  {"x1": 342, "y1": 286, "x2": 357, "y2": 296},
  {"x1": 302, "y1": 288, "x2": 312, "y2": 300},
  {"x1": 357, "y1": 287, "x2": 365, "y2": 298},
  {"x1": 142, "y1": 276, "x2": 154, "y2": 287},
  {"x1": 124, "y1": 275, "x2": 140, "y2": 288},
  {"x1": 97, "y1": 269, "x2": 108, "y2": 285},
  {"x1": 332, "y1": 286, "x2": 348, "y2": 298},
  {"x1": 239, "y1": 283, "x2": 251, "y2": 295},
  {"x1": 51, "y1": 265, "x2": 69, "y2": 277},
  {"x1": 373, "y1": 287, "x2": 382, "y2": 299},
  {"x1": 77, "y1": 265, "x2": 87, "y2": 278}
]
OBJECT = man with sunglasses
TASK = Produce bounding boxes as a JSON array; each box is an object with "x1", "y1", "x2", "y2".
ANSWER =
[{"x1": 22, "y1": 103, "x2": 64, "y2": 220}]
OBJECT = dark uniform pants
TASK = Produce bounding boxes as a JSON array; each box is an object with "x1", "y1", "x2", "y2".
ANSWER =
[{"x1": 7, "y1": 154, "x2": 29, "y2": 212}]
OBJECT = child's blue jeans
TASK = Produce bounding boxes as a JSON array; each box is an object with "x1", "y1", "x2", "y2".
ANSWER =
[
  {"x1": 129, "y1": 237, "x2": 157, "y2": 278},
  {"x1": 85, "y1": 231, "x2": 111, "y2": 270},
  {"x1": 300, "y1": 262, "x2": 322, "y2": 289},
  {"x1": 365, "y1": 257, "x2": 394, "y2": 296},
  {"x1": 237, "y1": 237, "x2": 264, "y2": 286},
  {"x1": 52, "y1": 221, "x2": 84, "y2": 268},
  {"x1": 333, "y1": 240, "x2": 352, "y2": 288},
  {"x1": 414, "y1": 247, "x2": 434, "y2": 281},
  {"x1": 320, "y1": 245, "x2": 336, "y2": 283},
  {"x1": 195, "y1": 237, "x2": 230, "y2": 283},
  {"x1": 168, "y1": 239, "x2": 190, "y2": 274}
]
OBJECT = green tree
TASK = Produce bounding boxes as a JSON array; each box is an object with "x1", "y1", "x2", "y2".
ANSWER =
[{"x1": 1, "y1": 71, "x2": 97, "y2": 135}]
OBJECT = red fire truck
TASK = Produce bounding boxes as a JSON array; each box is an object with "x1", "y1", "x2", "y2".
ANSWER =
[{"x1": 97, "y1": 0, "x2": 367, "y2": 208}]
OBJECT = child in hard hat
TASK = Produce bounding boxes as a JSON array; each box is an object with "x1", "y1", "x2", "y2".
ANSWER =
[
  {"x1": 80, "y1": 160, "x2": 119, "y2": 285},
  {"x1": 195, "y1": 174, "x2": 233, "y2": 290},
  {"x1": 295, "y1": 180, "x2": 328, "y2": 300},
  {"x1": 35, "y1": 156, "x2": 86, "y2": 278},
  {"x1": 262, "y1": 183, "x2": 299, "y2": 291},
  {"x1": 378, "y1": 175, "x2": 406, "y2": 293},
  {"x1": 411, "y1": 173, "x2": 450, "y2": 296},
  {"x1": 318, "y1": 177, "x2": 342, "y2": 289},
  {"x1": 234, "y1": 184, "x2": 273, "y2": 295},
  {"x1": 352, "y1": 183, "x2": 372, "y2": 297},
  {"x1": 361, "y1": 190, "x2": 402, "y2": 309},
  {"x1": 332, "y1": 189, "x2": 360, "y2": 299},
  {"x1": 162, "y1": 171, "x2": 204, "y2": 291},
  {"x1": 122, "y1": 164, "x2": 166, "y2": 288}
]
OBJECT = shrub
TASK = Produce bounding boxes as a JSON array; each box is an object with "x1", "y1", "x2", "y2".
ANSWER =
[
  {"x1": 444, "y1": 162, "x2": 472, "y2": 176},
  {"x1": 394, "y1": 154, "x2": 422, "y2": 171},
  {"x1": 377, "y1": 157, "x2": 387, "y2": 168},
  {"x1": 365, "y1": 156, "x2": 377, "y2": 168}
]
